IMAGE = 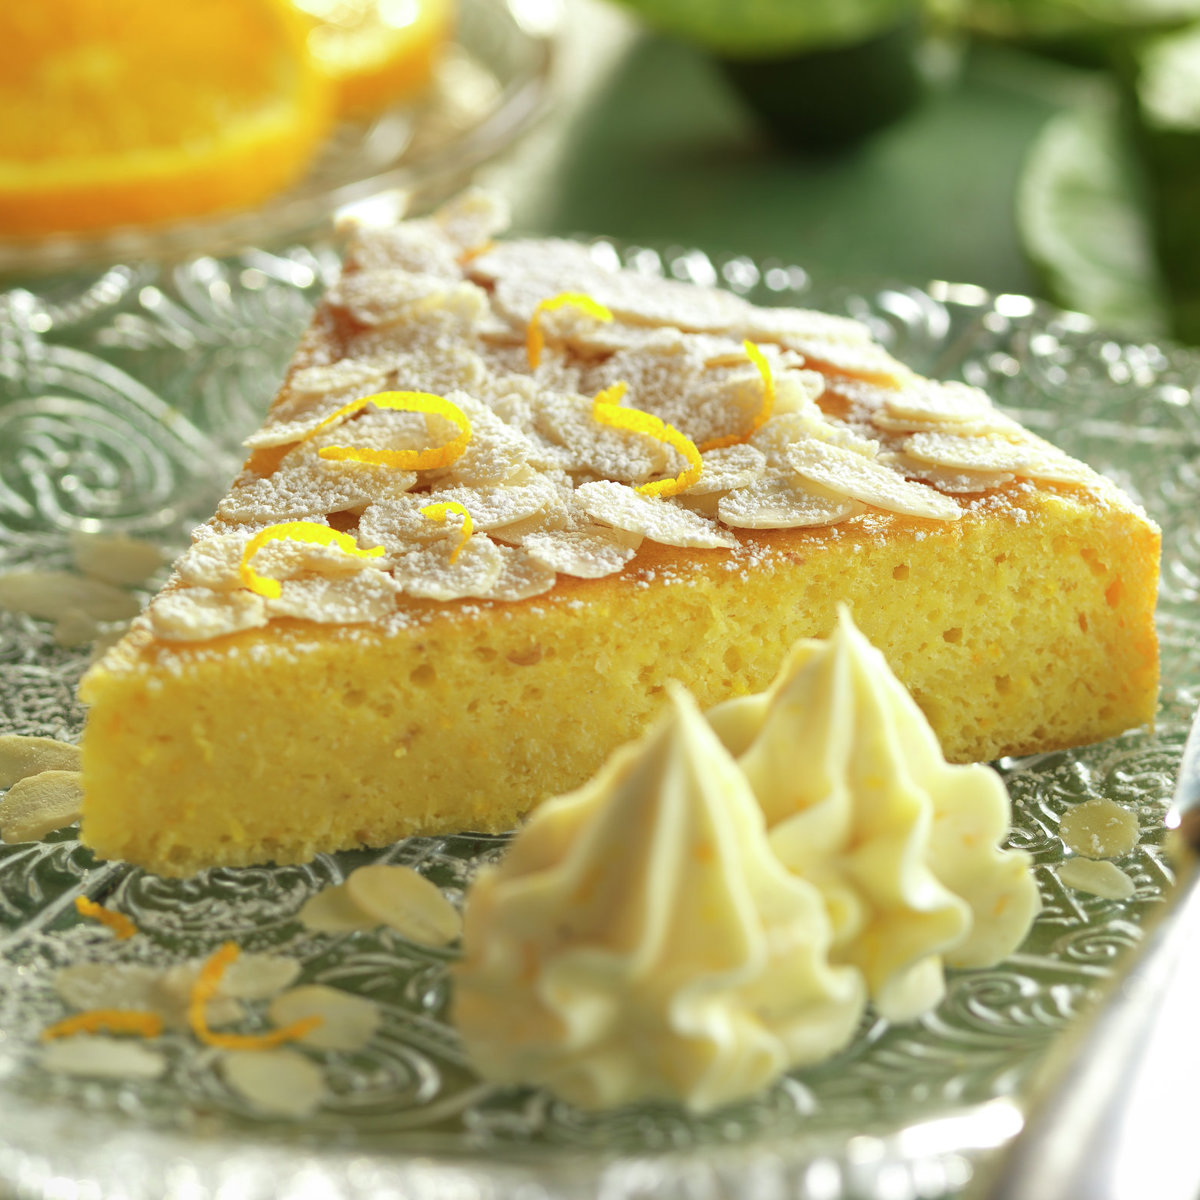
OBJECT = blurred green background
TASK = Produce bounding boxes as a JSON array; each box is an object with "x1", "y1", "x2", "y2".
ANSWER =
[{"x1": 483, "y1": 0, "x2": 1200, "y2": 342}]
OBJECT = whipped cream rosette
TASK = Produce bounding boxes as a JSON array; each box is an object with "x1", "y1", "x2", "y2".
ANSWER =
[
  {"x1": 708, "y1": 607, "x2": 1041, "y2": 1022},
  {"x1": 452, "y1": 685, "x2": 865, "y2": 1113}
]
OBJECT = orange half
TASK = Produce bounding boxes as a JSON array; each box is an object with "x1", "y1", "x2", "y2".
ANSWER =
[
  {"x1": 0, "y1": 0, "x2": 332, "y2": 237},
  {"x1": 295, "y1": 0, "x2": 455, "y2": 116}
]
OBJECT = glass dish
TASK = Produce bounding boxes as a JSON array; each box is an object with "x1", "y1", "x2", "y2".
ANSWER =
[
  {"x1": 1, "y1": 243, "x2": 1198, "y2": 1200},
  {"x1": 0, "y1": 0, "x2": 558, "y2": 276}
]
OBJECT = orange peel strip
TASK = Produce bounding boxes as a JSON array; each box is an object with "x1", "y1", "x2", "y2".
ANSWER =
[
  {"x1": 238, "y1": 520, "x2": 384, "y2": 600},
  {"x1": 302, "y1": 390, "x2": 472, "y2": 470},
  {"x1": 592, "y1": 383, "x2": 703, "y2": 499},
  {"x1": 75, "y1": 896, "x2": 138, "y2": 941},
  {"x1": 697, "y1": 340, "x2": 776, "y2": 453},
  {"x1": 40, "y1": 1009, "x2": 164, "y2": 1042},
  {"x1": 188, "y1": 943, "x2": 322, "y2": 1051},
  {"x1": 527, "y1": 293, "x2": 614, "y2": 369},
  {"x1": 420, "y1": 501, "x2": 474, "y2": 564}
]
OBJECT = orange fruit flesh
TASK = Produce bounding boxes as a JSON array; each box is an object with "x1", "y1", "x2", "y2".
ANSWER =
[
  {"x1": 297, "y1": 0, "x2": 455, "y2": 115},
  {"x1": 0, "y1": 0, "x2": 332, "y2": 237}
]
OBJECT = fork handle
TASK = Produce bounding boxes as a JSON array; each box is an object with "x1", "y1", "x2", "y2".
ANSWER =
[{"x1": 978, "y1": 859, "x2": 1200, "y2": 1200}]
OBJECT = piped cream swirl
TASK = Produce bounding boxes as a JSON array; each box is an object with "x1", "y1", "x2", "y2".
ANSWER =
[
  {"x1": 708, "y1": 607, "x2": 1041, "y2": 1022},
  {"x1": 452, "y1": 685, "x2": 865, "y2": 1113}
]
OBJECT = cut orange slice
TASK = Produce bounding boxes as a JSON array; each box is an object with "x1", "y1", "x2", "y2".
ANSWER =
[
  {"x1": 0, "y1": 0, "x2": 332, "y2": 237},
  {"x1": 294, "y1": 0, "x2": 455, "y2": 116}
]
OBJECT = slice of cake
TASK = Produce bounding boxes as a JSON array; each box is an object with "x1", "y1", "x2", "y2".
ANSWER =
[{"x1": 78, "y1": 191, "x2": 1161, "y2": 877}]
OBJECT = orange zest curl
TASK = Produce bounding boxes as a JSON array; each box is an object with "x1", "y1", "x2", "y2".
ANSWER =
[
  {"x1": 697, "y1": 340, "x2": 776, "y2": 453},
  {"x1": 527, "y1": 293, "x2": 614, "y2": 369},
  {"x1": 74, "y1": 896, "x2": 138, "y2": 940},
  {"x1": 304, "y1": 391, "x2": 472, "y2": 470},
  {"x1": 41, "y1": 1009, "x2": 164, "y2": 1042},
  {"x1": 188, "y1": 942, "x2": 323, "y2": 1051},
  {"x1": 420, "y1": 501, "x2": 474, "y2": 564},
  {"x1": 238, "y1": 521, "x2": 384, "y2": 600},
  {"x1": 591, "y1": 382, "x2": 703, "y2": 499}
]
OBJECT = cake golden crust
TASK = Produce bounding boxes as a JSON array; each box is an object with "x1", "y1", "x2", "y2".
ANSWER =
[{"x1": 81, "y1": 483, "x2": 1158, "y2": 876}]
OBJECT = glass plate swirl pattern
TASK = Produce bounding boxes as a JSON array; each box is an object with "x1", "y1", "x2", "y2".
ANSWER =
[{"x1": 0, "y1": 245, "x2": 1198, "y2": 1200}]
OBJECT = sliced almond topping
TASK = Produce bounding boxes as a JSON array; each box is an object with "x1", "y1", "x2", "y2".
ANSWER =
[
  {"x1": 786, "y1": 440, "x2": 962, "y2": 521},
  {"x1": 872, "y1": 410, "x2": 1027, "y2": 437},
  {"x1": 341, "y1": 216, "x2": 462, "y2": 276},
  {"x1": 54, "y1": 964, "x2": 164, "y2": 1014},
  {"x1": 904, "y1": 432, "x2": 1096, "y2": 483},
  {"x1": 69, "y1": 532, "x2": 164, "y2": 588},
  {"x1": 264, "y1": 569, "x2": 400, "y2": 626},
  {"x1": 357, "y1": 482, "x2": 556, "y2": 559},
  {"x1": 718, "y1": 473, "x2": 858, "y2": 529},
  {"x1": 1057, "y1": 858, "x2": 1135, "y2": 900},
  {"x1": 53, "y1": 610, "x2": 104, "y2": 648},
  {"x1": 523, "y1": 526, "x2": 642, "y2": 579},
  {"x1": 778, "y1": 334, "x2": 912, "y2": 387},
  {"x1": 0, "y1": 571, "x2": 140, "y2": 623},
  {"x1": 421, "y1": 502, "x2": 473, "y2": 563},
  {"x1": 268, "y1": 985, "x2": 381, "y2": 1052},
  {"x1": 428, "y1": 396, "x2": 539, "y2": 488},
  {"x1": 239, "y1": 522, "x2": 384, "y2": 600},
  {"x1": 697, "y1": 341, "x2": 775, "y2": 451},
  {"x1": 485, "y1": 487, "x2": 580, "y2": 546},
  {"x1": 592, "y1": 383, "x2": 704, "y2": 498},
  {"x1": 41, "y1": 1035, "x2": 166, "y2": 1080},
  {"x1": 0, "y1": 734, "x2": 80, "y2": 788},
  {"x1": 147, "y1": 587, "x2": 268, "y2": 642},
  {"x1": 527, "y1": 293, "x2": 614, "y2": 368},
  {"x1": 470, "y1": 237, "x2": 754, "y2": 331},
  {"x1": 742, "y1": 305, "x2": 877, "y2": 347},
  {"x1": 530, "y1": 392, "x2": 670, "y2": 484},
  {"x1": 243, "y1": 363, "x2": 392, "y2": 450},
  {"x1": 156, "y1": 963, "x2": 245, "y2": 1028},
  {"x1": 772, "y1": 368, "x2": 827, "y2": 416},
  {"x1": 422, "y1": 479, "x2": 555, "y2": 531},
  {"x1": 345, "y1": 863, "x2": 462, "y2": 946},
  {"x1": 883, "y1": 454, "x2": 1015, "y2": 495},
  {"x1": 178, "y1": 523, "x2": 381, "y2": 592},
  {"x1": 1060, "y1": 799, "x2": 1140, "y2": 859},
  {"x1": 189, "y1": 944, "x2": 321, "y2": 1051},
  {"x1": 333, "y1": 269, "x2": 483, "y2": 328},
  {"x1": 161, "y1": 954, "x2": 301, "y2": 1004},
  {"x1": 576, "y1": 480, "x2": 737, "y2": 549},
  {"x1": 391, "y1": 535, "x2": 505, "y2": 601},
  {"x1": 307, "y1": 391, "x2": 472, "y2": 473},
  {"x1": 291, "y1": 358, "x2": 392, "y2": 398},
  {"x1": 485, "y1": 545, "x2": 559, "y2": 601},
  {"x1": 683, "y1": 443, "x2": 767, "y2": 495},
  {"x1": 222, "y1": 1048, "x2": 325, "y2": 1118},
  {"x1": 221, "y1": 423, "x2": 421, "y2": 523},
  {"x1": 0, "y1": 770, "x2": 83, "y2": 843},
  {"x1": 881, "y1": 379, "x2": 998, "y2": 425},
  {"x1": 435, "y1": 186, "x2": 510, "y2": 251},
  {"x1": 298, "y1": 884, "x2": 379, "y2": 933},
  {"x1": 751, "y1": 410, "x2": 879, "y2": 467}
]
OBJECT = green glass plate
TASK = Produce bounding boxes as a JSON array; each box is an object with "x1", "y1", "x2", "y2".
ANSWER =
[{"x1": 1, "y1": 244, "x2": 1198, "y2": 1200}]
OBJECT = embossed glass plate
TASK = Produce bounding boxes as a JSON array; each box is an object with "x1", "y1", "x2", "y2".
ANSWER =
[
  {"x1": 0, "y1": 0, "x2": 557, "y2": 275},
  {"x1": 1, "y1": 246, "x2": 1199, "y2": 1200}
]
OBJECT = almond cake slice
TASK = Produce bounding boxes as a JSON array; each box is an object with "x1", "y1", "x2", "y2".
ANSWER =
[{"x1": 77, "y1": 190, "x2": 1160, "y2": 876}]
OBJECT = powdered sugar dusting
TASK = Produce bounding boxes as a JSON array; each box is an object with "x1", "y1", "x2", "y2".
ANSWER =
[{"x1": 131, "y1": 194, "x2": 1106, "y2": 643}]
